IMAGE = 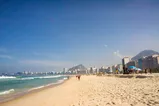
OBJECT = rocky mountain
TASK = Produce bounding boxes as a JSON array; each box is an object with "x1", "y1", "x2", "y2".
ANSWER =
[
  {"x1": 132, "y1": 50, "x2": 159, "y2": 60},
  {"x1": 68, "y1": 64, "x2": 87, "y2": 71}
]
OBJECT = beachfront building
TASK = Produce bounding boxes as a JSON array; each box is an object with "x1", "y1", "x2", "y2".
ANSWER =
[
  {"x1": 138, "y1": 58, "x2": 144, "y2": 70},
  {"x1": 144, "y1": 55, "x2": 159, "y2": 69},
  {"x1": 107, "y1": 66, "x2": 113, "y2": 73},
  {"x1": 63, "y1": 68, "x2": 68, "y2": 74},
  {"x1": 152, "y1": 55, "x2": 159, "y2": 68},
  {"x1": 126, "y1": 60, "x2": 138, "y2": 68},
  {"x1": 98, "y1": 66, "x2": 108, "y2": 74},
  {"x1": 111, "y1": 64, "x2": 123, "y2": 74},
  {"x1": 122, "y1": 57, "x2": 131, "y2": 67},
  {"x1": 116, "y1": 64, "x2": 123, "y2": 73},
  {"x1": 87, "y1": 67, "x2": 98, "y2": 74},
  {"x1": 112, "y1": 65, "x2": 117, "y2": 73},
  {"x1": 86, "y1": 68, "x2": 90, "y2": 74},
  {"x1": 138, "y1": 55, "x2": 159, "y2": 70}
]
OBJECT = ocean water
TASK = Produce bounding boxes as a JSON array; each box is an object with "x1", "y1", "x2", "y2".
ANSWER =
[{"x1": 0, "y1": 75, "x2": 68, "y2": 101}]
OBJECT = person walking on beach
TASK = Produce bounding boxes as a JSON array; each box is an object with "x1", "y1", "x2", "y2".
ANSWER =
[{"x1": 76, "y1": 75, "x2": 81, "y2": 81}]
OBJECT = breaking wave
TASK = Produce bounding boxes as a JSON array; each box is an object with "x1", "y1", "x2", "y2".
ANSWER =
[
  {"x1": 28, "y1": 86, "x2": 45, "y2": 92},
  {"x1": 0, "y1": 76, "x2": 16, "y2": 79},
  {"x1": 21, "y1": 75, "x2": 63, "y2": 80},
  {"x1": 0, "y1": 89, "x2": 15, "y2": 95}
]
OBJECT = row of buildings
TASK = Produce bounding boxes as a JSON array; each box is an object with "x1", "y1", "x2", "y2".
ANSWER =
[
  {"x1": 122, "y1": 54, "x2": 159, "y2": 70},
  {"x1": 7, "y1": 54, "x2": 158, "y2": 76},
  {"x1": 87, "y1": 64, "x2": 123, "y2": 74},
  {"x1": 64, "y1": 54, "x2": 159, "y2": 74},
  {"x1": 63, "y1": 64, "x2": 123, "y2": 75}
]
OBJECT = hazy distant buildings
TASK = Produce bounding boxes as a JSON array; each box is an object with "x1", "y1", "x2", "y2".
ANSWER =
[
  {"x1": 142, "y1": 55, "x2": 159, "y2": 70},
  {"x1": 156, "y1": 56, "x2": 159, "y2": 67},
  {"x1": 63, "y1": 68, "x2": 68, "y2": 74},
  {"x1": 116, "y1": 64, "x2": 123, "y2": 72},
  {"x1": 107, "y1": 66, "x2": 113, "y2": 73},
  {"x1": 98, "y1": 66, "x2": 107, "y2": 73},
  {"x1": 111, "y1": 64, "x2": 123, "y2": 73},
  {"x1": 87, "y1": 67, "x2": 98, "y2": 74},
  {"x1": 122, "y1": 57, "x2": 131, "y2": 67},
  {"x1": 133, "y1": 54, "x2": 159, "y2": 70},
  {"x1": 112, "y1": 65, "x2": 117, "y2": 73}
]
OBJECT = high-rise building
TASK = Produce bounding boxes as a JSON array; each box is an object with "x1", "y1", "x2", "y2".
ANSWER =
[
  {"x1": 126, "y1": 60, "x2": 138, "y2": 68},
  {"x1": 112, "y1": 65, "x2": 117, "y2": 73},
  {"x1": 107, "y1": 66, "x2": 113, "y2": 73},
  {"x1": 138, "y1": 54, "x2": 159, "y2": 70},
  {"x1": 122, "y1": 57, "x2": 131, "y2": 67},
  {"x1": 138, "y1": 58, "x2": 144, "y2": 70},
  {"x1": 153, "y1": 55, "x2": 159, "y2": 68},
  {"x1": 117, "y1": 64, "x2": 123, "y2": 72},
  {"x1": 63, "y1": 68, "x2": 68, "y2": 73},
  {"x1": 87, "y1": 67, "x2": 98, "y2": 74}
]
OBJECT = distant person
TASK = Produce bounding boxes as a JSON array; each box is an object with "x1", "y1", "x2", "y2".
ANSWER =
[
  {"x1": 123, "y1": 66, "x2": 126, "y2": 74},
  {"x1": 76, "y1": 75, "x2": 81, "y2": 81},
  {"x1": 116, "y1": 68, "x2": 118, "y2": 74},
  {"x1": 150, "y1": 69, "x2": 152, "y2": 74},
  {"x1": 145, "y1": 69, "x2": 147, "y2": 74}
]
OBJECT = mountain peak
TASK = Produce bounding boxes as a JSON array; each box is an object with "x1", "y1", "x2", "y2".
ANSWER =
[
  {"x1": 132, "y1": 50, "x2": 159, "y2": 60},
  {"x1": 68, "y1": 64, "x2": 86, "y2": 71}
]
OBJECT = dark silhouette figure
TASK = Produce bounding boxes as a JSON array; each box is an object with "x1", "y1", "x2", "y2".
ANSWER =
[
  {"x1": 150, "y1": 69, "x2": 152, "y2": 74},
  {"x1": 145, "y1": 69, "x2": 147, "y2": 74},
  {"x1": 125, "y1": 68, "x2": 128, "y2": 74},
  {"x1": 123, "y1": 65, "x2": 126, "y2": 74},
  {"x1": 76, "y1": 75, "x2": 81, "y2": 81}
]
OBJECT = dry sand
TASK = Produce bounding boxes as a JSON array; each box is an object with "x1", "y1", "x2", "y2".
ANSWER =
[{"x1": 1, "y1": 75, "x2": 159, "y2": 106}]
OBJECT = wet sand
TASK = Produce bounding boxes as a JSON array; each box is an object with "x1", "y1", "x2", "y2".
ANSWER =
[{"x1": 1, "y1": 75, "x2": 159, "y2": 106}]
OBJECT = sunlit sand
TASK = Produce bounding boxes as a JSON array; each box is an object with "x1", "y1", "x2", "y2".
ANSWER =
[{"x1": 1, "y1": 75, "x2": 159, "y2": 106}]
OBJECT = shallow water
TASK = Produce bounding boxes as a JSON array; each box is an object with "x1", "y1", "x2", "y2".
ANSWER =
[{"x1": 0, "y1": 75, "x2": 67, "y2": 97}]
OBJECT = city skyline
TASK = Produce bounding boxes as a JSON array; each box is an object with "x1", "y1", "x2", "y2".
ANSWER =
[{"x1": 0, "y1": 0, "x2": 159, "y2": 73}]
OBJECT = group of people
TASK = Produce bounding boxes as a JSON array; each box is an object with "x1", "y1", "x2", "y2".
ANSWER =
[
  {"x1": 144, "y1": 68, "x2": 152, "y2": 74},
  {"x1": 123, "y1": 65, "x2": 152, "y2": 74}
]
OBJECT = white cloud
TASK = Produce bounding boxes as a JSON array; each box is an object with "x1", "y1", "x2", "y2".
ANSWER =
[
  {"x1": 104, "y1": 45, "x2": 108, "y2": 47},
  {"x1": 113, "y1": 50, "x2": 123, "y2": 58},
  {"x1": 0, "y1": 55, "x2": 12, "y2": 59},
  {"x1": 19, "y1": 60, "x2": 73, "y2": 67}
]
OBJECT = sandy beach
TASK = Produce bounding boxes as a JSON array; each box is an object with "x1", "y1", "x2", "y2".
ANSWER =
[{"x1": 1, "y1": 75, "x2": 159, "y2": 106}]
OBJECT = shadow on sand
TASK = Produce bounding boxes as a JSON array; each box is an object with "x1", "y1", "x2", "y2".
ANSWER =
[{"x1": 102, "y1": 74, "x2": 154, "y2": 78}]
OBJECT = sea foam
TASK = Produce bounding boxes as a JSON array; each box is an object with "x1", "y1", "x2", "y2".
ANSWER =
[
  {"x1": 0, "y1": 76, "x2": 16, "y2": 79},
  {"x1": 28, "y1": 86, "x2": 45, "y2": 92},
  {"x1": 20, "y1": 75, "x2": 63, "y2": 80},
  {"x1": 0, "y1": 89, "x2": 15, "y2": 95}
]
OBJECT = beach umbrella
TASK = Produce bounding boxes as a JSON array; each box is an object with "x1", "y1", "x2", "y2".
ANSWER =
[{"x1": 128, "y1": 66, "x2": 136, "y2": 70}]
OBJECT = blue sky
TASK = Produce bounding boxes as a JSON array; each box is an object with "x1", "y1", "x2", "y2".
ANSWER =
[{"x1": 0, "y1": 0, "x2": 159, "y2": 73}]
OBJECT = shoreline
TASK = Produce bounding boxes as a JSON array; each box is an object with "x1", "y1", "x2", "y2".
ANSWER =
[
  {"x1": 1, "y1": 75, "x2": 159, "y2": 106},
  {"x1": 0, "y1": 77, "x2": 70, "y2": 104}
]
